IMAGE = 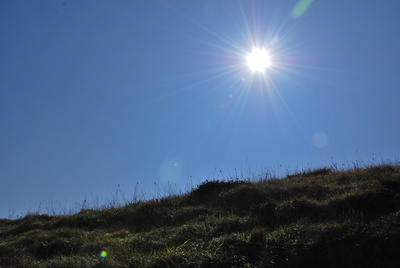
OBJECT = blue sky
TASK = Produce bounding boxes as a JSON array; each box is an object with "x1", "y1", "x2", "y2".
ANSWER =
[{"x1": 1, "y1": 0, "x2": 399, "y2": 219}]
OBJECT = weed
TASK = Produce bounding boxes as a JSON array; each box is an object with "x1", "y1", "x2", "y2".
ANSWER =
[{"x1": 1, "y1": 163, "x2": 400, "y2": 267}]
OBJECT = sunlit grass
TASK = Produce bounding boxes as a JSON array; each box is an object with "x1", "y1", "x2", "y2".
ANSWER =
[{"x1": 1, "y1": 161, "x2": 400, "y2": 267}]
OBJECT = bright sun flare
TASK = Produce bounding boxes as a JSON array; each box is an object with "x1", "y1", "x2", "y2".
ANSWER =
[{"x1": 246, "y1": 49, "x2": 271, "y2": 72}]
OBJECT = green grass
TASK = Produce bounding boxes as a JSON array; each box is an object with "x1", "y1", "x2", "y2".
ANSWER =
[{"x1": 1, "y1": 164, "x2": 400, "y2": 267}]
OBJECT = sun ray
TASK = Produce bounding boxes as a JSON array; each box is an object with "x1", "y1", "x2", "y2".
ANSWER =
[{"x1": 118, "y1": 1, "x2": 324, "y2": 149}]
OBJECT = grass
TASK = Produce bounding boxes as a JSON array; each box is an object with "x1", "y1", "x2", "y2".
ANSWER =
[{"x1": 1, "y1": 163, "x2": 400, "y2": 267}]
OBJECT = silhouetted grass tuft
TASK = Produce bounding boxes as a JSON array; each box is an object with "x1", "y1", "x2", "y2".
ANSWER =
[{"x1": 1, "y1": 163, "x2": 400, "y2": 267}]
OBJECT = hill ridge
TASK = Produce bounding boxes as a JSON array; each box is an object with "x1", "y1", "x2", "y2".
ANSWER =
[{"x1": 1, "y1": 164, "x2": 399, "y2": 267}]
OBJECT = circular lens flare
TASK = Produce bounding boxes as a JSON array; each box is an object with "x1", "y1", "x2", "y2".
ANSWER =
[
  {"x1": 100, "y1": 250, "x2": 108, "y2": 258},
  {"x1": 247, "y1": 49, "x2": 271, "y2": 72}
]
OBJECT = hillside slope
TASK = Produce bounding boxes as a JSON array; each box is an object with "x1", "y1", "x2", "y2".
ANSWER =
[{"x1": 1, "y1": 164, "x2": 400, "y2": 267}]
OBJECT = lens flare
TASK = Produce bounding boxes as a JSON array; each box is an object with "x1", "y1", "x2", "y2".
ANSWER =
[
  {"x1": 100, "y1": 250, "x2": 108, "y2": 258},
  {"x1": 292, "y1": 0, "x2": 314, "y2": 19},
  {"x1": 159, "y1": 159, "x2": 183, "y2": 183},
  {"x1": 312, "y1": 132, "x2": 329, "y2": 148}
]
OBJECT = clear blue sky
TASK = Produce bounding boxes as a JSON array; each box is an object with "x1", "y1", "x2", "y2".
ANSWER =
[{"x1": 1, "y1": 0, "x2": 399, "y2": 219}]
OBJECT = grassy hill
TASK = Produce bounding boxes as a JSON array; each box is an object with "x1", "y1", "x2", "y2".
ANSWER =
[{"x1": 1, "y1": 164, "x2": 400, "y2": 267}]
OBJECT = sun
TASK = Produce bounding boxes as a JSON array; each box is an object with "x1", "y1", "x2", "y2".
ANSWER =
[{"x1": 246, "y1": 49, "x2": 271, "y2": 72}]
